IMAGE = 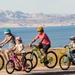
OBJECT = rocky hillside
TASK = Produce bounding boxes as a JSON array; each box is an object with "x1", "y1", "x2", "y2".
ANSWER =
[{"x1": 0, "y1": 10, "x2": 75, "y2": 27}]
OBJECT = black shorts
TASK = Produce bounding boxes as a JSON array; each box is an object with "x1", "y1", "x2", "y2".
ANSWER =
[{"x1": 38, "y1": 44, "x2": 51, "y2": 53}]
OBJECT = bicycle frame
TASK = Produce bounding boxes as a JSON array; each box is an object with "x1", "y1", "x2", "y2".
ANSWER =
[
  {"x1": 9, "y1": 51, "x2": 21, "y2": 65},
  {"x1": 31, "y1": 45, "x2": 44, "y2": 60}
]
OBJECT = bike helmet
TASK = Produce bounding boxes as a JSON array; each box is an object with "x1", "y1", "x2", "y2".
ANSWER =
[
  {"x1": 37, "y1": 26, "x2": 44, "y2": 32},
  {"x1": 15, "y1": 36, "x2": 21, "y2": 41},
  {"x1": 4, "y1": 28, "x2": 11, "y2": 34},
  {"x1": 70, "y1": 36, "x2": 75, "y2": 40}
]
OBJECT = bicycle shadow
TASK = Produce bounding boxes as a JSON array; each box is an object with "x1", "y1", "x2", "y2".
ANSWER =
[
  {"x1": 18, "y1": 70, "x2": 75, "y2": 75},
  {"x1": 31, "y1": 71, "x2": 75, "y2": 75}
]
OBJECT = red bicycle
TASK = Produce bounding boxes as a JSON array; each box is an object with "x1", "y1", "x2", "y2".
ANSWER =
[{"x1": 6, "y1": 51, "x2": 33, "y2": 74}]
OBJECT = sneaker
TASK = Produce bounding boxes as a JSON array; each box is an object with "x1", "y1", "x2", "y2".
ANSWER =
[{"x1": 44, "y1": 60, "x2": 49, "y2": 64}]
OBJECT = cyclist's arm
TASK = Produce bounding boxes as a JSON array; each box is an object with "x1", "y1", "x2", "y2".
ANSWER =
[
  {"x1": 0, "y1": 37, "x2": 7, "y2": 46},
  {"x1": 10, "y1": 46, "x2": 16, "y2": 51},
  {"x1": 31, "y1": 35, "x2": 39, "y2": 44},
  {"x1": 1, "y1": 36, "x2": 12, "y2": 46}
]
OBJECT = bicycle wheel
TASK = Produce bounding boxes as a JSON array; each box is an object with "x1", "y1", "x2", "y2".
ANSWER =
[
  {"x1": 45, "y1": 51, "x2": 58, "y2": 68},
  {"x1": 6, "y1": 60, "x2": 15, "y2": 74},
  {"x1": 0, "y1": 55, "x2": 4, "y2": 70},
  {"x1": 24, "y1": 59, "x2": 33, "y2": 73},
  {"x1": 59, "y1": 55, "x2": 71, "y2": 70},
  {"x1": 25, "y1": 52, "x2": 38, "y2": 69}
]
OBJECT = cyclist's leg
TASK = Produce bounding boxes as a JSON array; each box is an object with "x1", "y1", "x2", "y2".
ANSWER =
[
  {"x1": 41, "y1": 44, "x2": 50, "y2": 59},
  {"x1": 66, "y1": 50, "x2": 73, "y2": 61},
  {"x1": 38, "y1": 44, "x2": 43, "y2": 55},
  {"x1": 43, "y1": 44, "x2": 50, "y2": 58},
  {"x1": 4, "y1": 49, "x2": 9, "y2": 60},
  {"x1": 70, "y1": 50, "x2": 75, "y2": 59}
]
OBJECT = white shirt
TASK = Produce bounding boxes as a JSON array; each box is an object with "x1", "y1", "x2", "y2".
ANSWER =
[{"x1": 15, "y1": 43, "x2": 25, "y2": 53}]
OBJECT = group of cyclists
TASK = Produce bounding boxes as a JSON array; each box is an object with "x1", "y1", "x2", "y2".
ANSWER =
[
  {"x1": 0, "y1": 26, "x2": 75, "y2": 71},
  {"x1": 0, "y1": 26, "x2": 51, "y2": 71}
]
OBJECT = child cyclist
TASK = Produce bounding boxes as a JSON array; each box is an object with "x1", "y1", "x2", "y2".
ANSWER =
[
  {"x1": 65, "y1": 36, "x2": 75, "y2": 63},
  {"x1": 10, "y1": 36, "x2": 26, "y2": 70},
  {"x1": 68, "y1": 36, "x2": 75, "y2": 56},
  {"x1": 30, "y1": 26, "x2": 51, "y2": 60}
]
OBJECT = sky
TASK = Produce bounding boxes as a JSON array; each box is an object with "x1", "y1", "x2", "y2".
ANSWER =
[{"x1": 0, "y1": 0, "x2": 75, "y2": 14}]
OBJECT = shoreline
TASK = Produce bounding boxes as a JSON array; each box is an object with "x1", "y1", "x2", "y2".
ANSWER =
[
  {"x1": 0, "y1": 21, "x2": 75, "y2": 28},
  {"x1": 0, "y1": 24, "x2": 74, "y2": 28}
]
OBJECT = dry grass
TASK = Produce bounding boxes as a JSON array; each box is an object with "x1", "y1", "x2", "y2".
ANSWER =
[
  {"x1": 25, "y1": 47, "x2": 68, "y2": 67},
  {"x1": 1, "y1": 46, "x2": 69, "y2": 68}
]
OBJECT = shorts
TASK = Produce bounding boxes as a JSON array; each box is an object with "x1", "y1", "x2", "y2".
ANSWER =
[
  {"x1": 66, "y1": 50, "x2": 75, "y2": 58},
  {"x1": 38, "y1": 43, "x2": 51, "y2": 53}
]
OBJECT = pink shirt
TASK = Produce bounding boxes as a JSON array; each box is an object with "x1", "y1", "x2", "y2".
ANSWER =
[{"x1": 32, "y1": 32, "x2": 51, "y2": 45}]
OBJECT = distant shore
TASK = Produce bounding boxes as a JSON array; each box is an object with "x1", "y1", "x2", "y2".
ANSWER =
[{"x1": 0, "y1": 22, "x2": 75, "y2": 28}]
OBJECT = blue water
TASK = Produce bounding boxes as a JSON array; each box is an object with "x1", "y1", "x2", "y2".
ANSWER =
[{"x1": 0, "y1": 26, "x2": 75, "y2": 48}]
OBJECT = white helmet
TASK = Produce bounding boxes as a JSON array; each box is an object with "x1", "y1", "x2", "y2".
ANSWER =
[
  {"x1": 70, "y1": 36, "x2": 75, "y2": 40},
  {"x1": 15, "y1": 37, "x2": 21, "y2": 41}
]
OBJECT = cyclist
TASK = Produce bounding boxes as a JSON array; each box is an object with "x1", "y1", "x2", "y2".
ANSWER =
[
  {"x1": 30, "y1": 26, "x2": 51, "y2": 60},
  {"x1": 69, "y1": 36, "x2": 75, "y2": 48},
  {"x1": 0, "y1": 28, "x2": 15, "y2": 60},
  {"x1": 10, "y1": 36, "x2": 26, "y2": 71},
  {"x1": 65, "y1": 36, "x2": 75, "y2": 63},
  {"x1": 69, "y1": 36, "x2": 75, "y2": 56}
]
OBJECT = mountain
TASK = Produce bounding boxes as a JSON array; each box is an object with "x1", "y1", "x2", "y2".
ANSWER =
[{"x1": 0, "y1": 10, "x2": 75, "y2": 27}]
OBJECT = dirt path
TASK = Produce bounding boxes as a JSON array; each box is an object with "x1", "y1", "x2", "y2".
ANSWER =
[{"x1": 0, "y1": 66, "x2": 75, "y2": 75}]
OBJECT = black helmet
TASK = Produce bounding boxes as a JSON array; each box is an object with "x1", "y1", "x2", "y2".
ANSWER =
[{"x1": 70, "y1": 36, "x2": 75, "y2": 40}]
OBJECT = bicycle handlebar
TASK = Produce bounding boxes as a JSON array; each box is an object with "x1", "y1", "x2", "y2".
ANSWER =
[
  {"x1": 64, "y1": 45, "x2": 72, "y2": 49},
  {"x1": 30, "y1": 44, "x2": 39, "y2": 49}
]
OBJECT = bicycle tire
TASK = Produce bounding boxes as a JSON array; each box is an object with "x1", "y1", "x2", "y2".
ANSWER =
[
  {"x1": 25, "y1": 52, "x2": 38, "y2": 69},
  {"x1": 45, "y1": 51, "x2": 58, "y2": 68},
  {"x1": 0, "y1": 55, "x2": 4, "y2": 70},
  {"x1": 24, "y1": 59, "x2": 33, "y2": 73},
  {"x1": 6, "y1": 60, "x2": 15, "y2": 74},
  {"x1": 59, "y1": 55, "x2": 71, "y2": 70}
]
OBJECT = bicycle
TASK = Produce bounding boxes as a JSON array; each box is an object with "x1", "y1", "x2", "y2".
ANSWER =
[
  {"x1": 0, "y1": 46, "x2": 5, "y2": 70},
  {"x1": 59, "y1": 45, "x2": 75, "y2": 70},
  {"x1": 25, "y1": 45, "x2": 58, "y2": 69},
  {"x1": 6, "y1": 51, "x2": 33, "y2": 74}
]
